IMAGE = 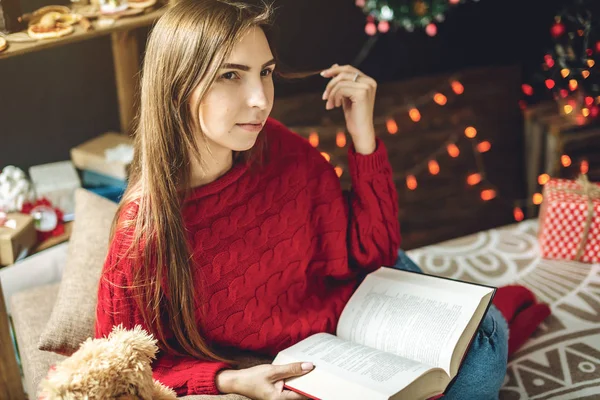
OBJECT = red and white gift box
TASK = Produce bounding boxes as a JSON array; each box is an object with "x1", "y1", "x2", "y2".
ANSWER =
[{"x1": 538, "y1": 174, "x2": 600, "y2": 263}]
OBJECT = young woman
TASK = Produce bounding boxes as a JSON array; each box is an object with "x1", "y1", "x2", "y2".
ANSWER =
[{"x1": 95, "y1": 1, "x2": 551, "y2": 399}]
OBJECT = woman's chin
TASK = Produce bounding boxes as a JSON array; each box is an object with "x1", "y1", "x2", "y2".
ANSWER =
[{"x1": 231, "y1": 137, "x2": 258, "y2": 152}]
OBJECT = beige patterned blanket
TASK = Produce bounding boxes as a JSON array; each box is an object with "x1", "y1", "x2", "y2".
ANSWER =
[{"x1": 406, "y1": 219, "x2": 600, "y2": 400}]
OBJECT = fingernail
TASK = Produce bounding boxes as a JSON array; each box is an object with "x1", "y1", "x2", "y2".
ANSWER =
[
  {"x1": 320, "y1": 70, "x2": 327, "y2": 77},
  {"x1": 322, "y1": 92, "x2": 327, "y2": 100},
  {"x1": 301, "y1": 362, "x2": 314, "y2": 371}
]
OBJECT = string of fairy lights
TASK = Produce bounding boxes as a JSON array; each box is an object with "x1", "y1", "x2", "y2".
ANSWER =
[{"x1": 295, "y1": 79, "x2": 590, "y2": 222}]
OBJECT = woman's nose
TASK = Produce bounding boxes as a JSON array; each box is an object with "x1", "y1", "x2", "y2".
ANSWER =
[{"x1": 246, "y1": 81, "x2": 268, "y2": 110}]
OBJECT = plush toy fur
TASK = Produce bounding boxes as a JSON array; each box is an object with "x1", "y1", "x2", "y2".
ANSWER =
[{"x1": 38, "y1": 324, "x2": 177, "y2": 400}]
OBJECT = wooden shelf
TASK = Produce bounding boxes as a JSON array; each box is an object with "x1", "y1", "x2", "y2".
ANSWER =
[
  {"x1": 0, "y1": 5, "x2": 166, "y2": 60},
  {"x1": 0, "y1": 4, "x2": 168, "y2": 134}
]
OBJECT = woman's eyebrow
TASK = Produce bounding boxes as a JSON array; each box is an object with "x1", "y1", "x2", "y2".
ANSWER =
[{"x1": 221, "y1": 59, "x2": 276, "y2": 71}]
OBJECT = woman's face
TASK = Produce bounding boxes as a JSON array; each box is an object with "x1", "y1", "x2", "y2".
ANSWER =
[{"x1": 192, "y1": 26, "x2": 275, "y2": 153}]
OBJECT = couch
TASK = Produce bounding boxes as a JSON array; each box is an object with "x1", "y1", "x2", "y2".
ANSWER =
[
  {"x1": 0, "y1": 188, "x2": 265, "y2": 400},
  {"x1": 2, "y1": 216, "x2": 599, "y2": 399},
  {"x1": 0, "y1": 241, "x2": 268, "y2": 400}
]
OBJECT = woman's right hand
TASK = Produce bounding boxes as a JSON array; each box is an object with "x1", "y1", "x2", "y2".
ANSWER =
[{"x1": 216, "y1": 362, "x2": 315, "y2": 400}]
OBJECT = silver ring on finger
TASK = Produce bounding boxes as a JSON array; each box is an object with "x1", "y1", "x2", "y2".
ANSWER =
[{"x1": 353, "y1": 72, "x2": 360, "y2": 82}]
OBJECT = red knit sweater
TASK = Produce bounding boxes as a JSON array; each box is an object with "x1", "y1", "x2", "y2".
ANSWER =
[{"x1": 94, "y1": 117, "x2": 401, "y2": 396}]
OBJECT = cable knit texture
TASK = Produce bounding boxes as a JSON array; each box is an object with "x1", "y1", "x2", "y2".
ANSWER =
[{"x1": 94, "y1": 117, "x2": 401, "y2": 396}]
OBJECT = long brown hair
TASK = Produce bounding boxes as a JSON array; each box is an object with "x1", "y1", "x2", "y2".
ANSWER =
[{"x1": 107, "y1": 0, "x2": 322, "y2": 363}]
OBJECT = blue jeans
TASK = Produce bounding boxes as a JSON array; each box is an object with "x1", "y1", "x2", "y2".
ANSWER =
[{"x1": 393, "y1": 250, "x2": 509, "y2": 400}]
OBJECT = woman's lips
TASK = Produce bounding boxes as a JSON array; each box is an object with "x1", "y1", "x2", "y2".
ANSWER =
[{"x1": 236, "y1": 123, "x2": 263, "y2": 132}]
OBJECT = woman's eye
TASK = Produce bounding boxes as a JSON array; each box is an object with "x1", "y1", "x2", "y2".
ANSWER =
[
  {"x1": 221, "y1": 71, "x2": 238, "y2": 80},
  {"x1": 220, "y1": 69, "x2": 273, "y2": 81}
]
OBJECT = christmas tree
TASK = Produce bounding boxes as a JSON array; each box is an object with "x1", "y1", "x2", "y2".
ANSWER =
[
  {"x1": 356, "y1": 0, "x2": 479, "y2": 37},
  {"x1": 525, "y1": 0, "x2": 600, "y2": 124}
]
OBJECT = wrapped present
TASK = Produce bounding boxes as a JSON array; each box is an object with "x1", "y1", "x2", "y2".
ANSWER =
[
  {"x1": 0, "y1": 212, "x2": 37, "y2": 266},
  {"x1": 538, "y1": 174, "x2": 600, "y2": 263},
  {"x1": 29, "y1": 161, "x2": 81, "y2": 218},
  {"x1": 70, "y1": 132, "x2": 133, "y2": 181}
]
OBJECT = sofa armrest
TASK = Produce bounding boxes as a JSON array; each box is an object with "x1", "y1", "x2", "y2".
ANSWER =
[
  {"x1": 0, "y1": 242, "x2": 68, "y2": 316},
  {"x1": 0, "y1": 280, "x2": 26, "y2": 399}
]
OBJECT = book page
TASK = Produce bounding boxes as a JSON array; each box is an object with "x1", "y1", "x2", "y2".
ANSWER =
[
  {"x1": 337, "y1": 268, "x2": 494, "y2": 376},
  {"x1": 272, "y1": 332, "x2": 446, "y2": 400}
]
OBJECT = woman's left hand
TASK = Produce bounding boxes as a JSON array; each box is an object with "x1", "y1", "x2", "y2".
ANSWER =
[{"x1": 321, "y1": 64, "x2": 377, "y2": 155}]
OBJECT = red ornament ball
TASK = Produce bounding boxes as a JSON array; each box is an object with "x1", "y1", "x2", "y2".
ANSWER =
[
  {"x1": 378, "y1": 20, "x2": 390, "y2": 33},
  {"x1": 551, "y1": 22, "x2": 565, "y2": 38},
  {"x1": 365, "y1": 21, "x2": 377, "y2": 36},
  {"x1": 425, "y1": 23, "x2": 437, "y2": 37}
]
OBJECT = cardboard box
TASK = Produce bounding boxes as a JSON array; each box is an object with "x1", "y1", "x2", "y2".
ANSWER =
[
  {"x1": 71, "y1": 132, "x2": 133, "y2": 180},
  {"x1": 0, "y1": 213, "x2": 37, "y2": 266}
]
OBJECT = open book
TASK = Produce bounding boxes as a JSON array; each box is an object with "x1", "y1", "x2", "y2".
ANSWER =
[{"x1": 272, "y1": 267, "x2": 496, "y2": 400}]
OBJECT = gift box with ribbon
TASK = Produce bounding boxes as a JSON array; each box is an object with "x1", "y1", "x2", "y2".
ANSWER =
[
  {"x1": 538, "y1": 174, "x2": 600, "y2": 263},
  {"x1": 0, "y1": 211, "x2": 37, "y2": 266}
]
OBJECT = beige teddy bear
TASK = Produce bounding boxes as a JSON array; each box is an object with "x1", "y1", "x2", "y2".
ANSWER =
[{"x1": 38, "y1": 324, "x2": 177, "y2": 400}]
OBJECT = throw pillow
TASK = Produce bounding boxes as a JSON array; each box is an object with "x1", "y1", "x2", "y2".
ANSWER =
[{"x1": 38, "y1": 188, "x2": 118, "y2": 355}]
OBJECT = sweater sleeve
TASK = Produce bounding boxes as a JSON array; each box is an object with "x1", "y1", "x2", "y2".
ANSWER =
[
  {"x1": 345, "y1": 138, "x2": 401, "y2": 270},
  {"x1": 94, "y1": 221, "x2": 231, "y2": 396},
  {"x1": 305, "y1": 135, "x2": 400, "y2": 275}
]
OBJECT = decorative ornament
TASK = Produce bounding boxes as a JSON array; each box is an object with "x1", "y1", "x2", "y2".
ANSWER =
[
  {"x1": 425, "y1": 23, "x2": 437, "y2": 36},
  {"x1": 551, "y1": 21, "x2": 566, "y2": 38},
  {"x1": 0, "y1": 166, "x2": 36, "y2": 213},
  {"x1": 20, "y1": 198, "x2": 64, "y2": 242},
  {"x1": 413, "y1": 0, "x2": 428, "y2": 16}
]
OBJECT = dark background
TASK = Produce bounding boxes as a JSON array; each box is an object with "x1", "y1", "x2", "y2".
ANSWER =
[{"x1": 0, "y1": 0, "x2": 572, "y2": 171}]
